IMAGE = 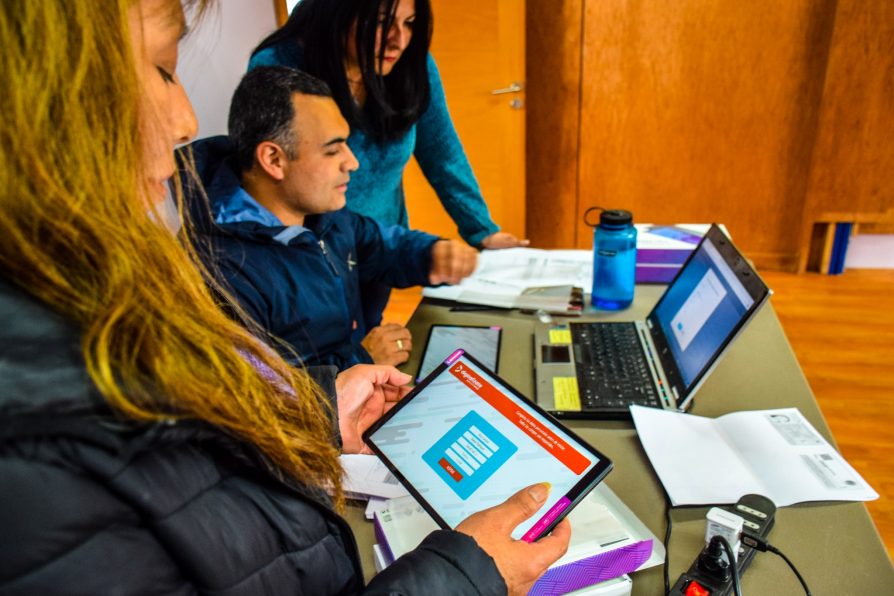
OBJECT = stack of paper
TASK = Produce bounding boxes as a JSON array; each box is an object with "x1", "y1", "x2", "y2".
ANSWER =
[
  {"x1": 423, "y1": 248, "x2": 591, "y2": 314},
  {"x1": 630, "y1": 406, "x2": 879, "y2": 506},
  {"x1": 423, "y1": 229, "x2": 727, "y2": 309},
  {"x1": 372, "y1": 483, "x2": 663, "y2": 594}
]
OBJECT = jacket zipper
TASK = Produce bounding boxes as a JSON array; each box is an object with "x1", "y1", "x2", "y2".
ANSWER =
[{"x1": 318, "y1": 240, "x2": 340, "y2": 276}]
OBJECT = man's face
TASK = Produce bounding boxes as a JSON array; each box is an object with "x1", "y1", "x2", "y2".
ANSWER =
[{"x1": 280, "y1": 94, "x2": 359, "y2": 217}]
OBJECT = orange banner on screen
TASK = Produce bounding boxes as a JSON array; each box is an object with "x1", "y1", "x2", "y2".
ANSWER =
[{"x1": 449, "y1": 363, "x2": 591, "y2": 475}]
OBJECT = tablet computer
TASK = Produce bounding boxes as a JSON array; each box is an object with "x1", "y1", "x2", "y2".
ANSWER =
[
  {"x1": 363, "y1": 349, "x2": 613, "y2": 542},
  {"x1": 416, "y1": 324, "x2": 502, "y2": 382}
]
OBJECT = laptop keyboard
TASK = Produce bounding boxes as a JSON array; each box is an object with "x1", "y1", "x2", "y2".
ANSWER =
[{"x1": 570, "y1": 322, "x2": 660, "y2": 409}]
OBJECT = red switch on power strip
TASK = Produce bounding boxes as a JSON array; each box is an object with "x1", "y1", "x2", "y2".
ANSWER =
[{"x1": 684, "y1": 580, "x2": 712, "y2": 596}]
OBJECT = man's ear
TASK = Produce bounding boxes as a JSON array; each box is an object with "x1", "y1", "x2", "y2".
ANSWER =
[{"x1": 254, "y1": 141, "x2": 288, "y2": 181}]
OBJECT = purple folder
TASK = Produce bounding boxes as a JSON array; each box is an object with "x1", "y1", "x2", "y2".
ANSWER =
[{"x1": 528, "y1": 539, "x2": 653, "y2": 595}]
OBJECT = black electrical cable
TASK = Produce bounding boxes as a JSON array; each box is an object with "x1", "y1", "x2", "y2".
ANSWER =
[
  {"x1": 713, "y1": 536, "x2": 742, "y2": 596},
  {"x1": 742, "y1": 532, "x2": 812, "y2": 596},
  {"x1": 664, "y1": 501, "x2": 673, "y2": 595},
  {"x1": 766, "y1": 545, "x2": 811, "y2": 596}
]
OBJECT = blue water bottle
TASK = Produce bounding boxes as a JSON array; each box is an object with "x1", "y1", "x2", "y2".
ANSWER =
[{"x1": 587, "y1": 208, "x2": 637, "y2": 310}]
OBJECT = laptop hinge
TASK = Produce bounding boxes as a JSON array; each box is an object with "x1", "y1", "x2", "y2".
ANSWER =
[{"x1": 635, "y1": 321, "x2": 674, "y2": 409}]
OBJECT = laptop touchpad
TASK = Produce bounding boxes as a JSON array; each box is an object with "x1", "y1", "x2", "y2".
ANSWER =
[{"x1": 542, "y1": 345, "x2": 571, "y2": 363}]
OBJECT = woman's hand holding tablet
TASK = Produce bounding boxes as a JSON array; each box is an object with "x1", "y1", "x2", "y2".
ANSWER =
[
  {"x1": 363, "y1": 349, "x2": 613, "y2": 542},
  {"x1": 335, "y1": 365, "x2": 413, "y2": 454},
  {"x1": 455, "y1": 482, "x2": 572, "y2": 595}
]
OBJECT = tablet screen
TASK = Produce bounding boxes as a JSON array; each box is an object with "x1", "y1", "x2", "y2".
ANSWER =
[
  {"x1": 365, "y1": 350, "x2": 612, "y2": 541},
  {"x1": 417, "y1": 325, "x2": 501, "y2": 381}
]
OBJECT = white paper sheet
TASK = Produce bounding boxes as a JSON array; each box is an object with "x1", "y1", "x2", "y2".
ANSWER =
[
  {"x1": 423, "y1": 248, "x2": 592, "y2": 312},
  {"x1": 631, "y1": 406, "x2": 878, "y2": 506},
  {"x1": 374, "y1": 483, "x2": 664, "y2": 571},
  {"x1": 365, "y1": 497, "x2": 389, "y2": 520},
  {"x1": 340, "y1": 454, "x2": 410, "y2": 500}
]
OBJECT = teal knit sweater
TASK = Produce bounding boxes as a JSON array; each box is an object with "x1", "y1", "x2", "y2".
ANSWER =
[{"x1": 249, "y1": 45, "x2": 500, "y2": 246}]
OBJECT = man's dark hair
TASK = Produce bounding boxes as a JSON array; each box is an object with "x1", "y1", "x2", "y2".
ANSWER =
[
  {"x1": 228, "y1": 66, "x2": 332, "y2": 172},
  {"x1": 252, "y1": 0, "x2": 433, "y2": 142}
]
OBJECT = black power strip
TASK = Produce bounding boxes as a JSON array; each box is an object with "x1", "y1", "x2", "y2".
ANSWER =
[{"x1": 668, "y1": 495, "x2": 777, "y2": 596}]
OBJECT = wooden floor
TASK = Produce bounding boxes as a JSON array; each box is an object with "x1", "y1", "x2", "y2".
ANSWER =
[
  {"x1": 761, "y1": 270, "x2": 894, "y2": 563},
  {"x1": 382, "y1": 269, "x2": 894, "y2": 562}
]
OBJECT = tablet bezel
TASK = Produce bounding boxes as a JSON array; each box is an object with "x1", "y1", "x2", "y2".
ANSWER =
[
  {"x1": 363, "y1": 350, "x2": 613, "y2": 542},
  {"x1": 416, "y1": 324, "x2": 503, "y2": 382}
]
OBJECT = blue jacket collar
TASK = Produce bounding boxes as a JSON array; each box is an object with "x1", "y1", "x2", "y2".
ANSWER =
[
  {"x1": 214, "y1": 189, "x2": 287, "y2": 228},
  {"x1": 213, "y1": 188, "x2": 311, "y2": 246}
]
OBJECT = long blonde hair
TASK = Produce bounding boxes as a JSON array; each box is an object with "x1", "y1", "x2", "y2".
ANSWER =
[{"x1": 0, "y1": 0, "x2": 344, "y2": 506}]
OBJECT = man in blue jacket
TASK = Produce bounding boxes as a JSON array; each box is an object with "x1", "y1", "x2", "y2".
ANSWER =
[{"x1": 188, "y1": 67, "x2": 477, "y2": 371}]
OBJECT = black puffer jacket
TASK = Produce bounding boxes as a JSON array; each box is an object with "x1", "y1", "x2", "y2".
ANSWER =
[{"x1": 0, "y1": 279, "x2": 506, "y2": 595}]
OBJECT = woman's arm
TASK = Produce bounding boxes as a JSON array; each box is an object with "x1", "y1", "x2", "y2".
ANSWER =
[
  {"x1": 364, "y1": 530, "x2": 506, "y2": 595},
  {"x1": 412, "y1": 55, "x2": 501, "y2": 247},
  {"x1": 0, "y1": 455, "x2": 189, "y2": 594}
]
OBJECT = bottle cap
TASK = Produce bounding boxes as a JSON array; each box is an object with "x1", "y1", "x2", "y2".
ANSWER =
[{"x1": 600, "y1": 209, "x2": 633, "y2": 226}]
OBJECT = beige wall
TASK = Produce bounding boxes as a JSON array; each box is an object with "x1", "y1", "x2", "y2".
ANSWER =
[{"x1": 179, "y1": 1, "x2": 277, "y2": 139}]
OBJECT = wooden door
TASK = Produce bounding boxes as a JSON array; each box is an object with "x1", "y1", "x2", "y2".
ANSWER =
[
  {"x1": 402, "y1": 0, "x2": 526, "y2": 242},
  {"x1": 576, "y1": 0, "x2": 836, "y2": 271},
  {"x1": 527, "y1": 1, "x2": 850, "y2": 272}
]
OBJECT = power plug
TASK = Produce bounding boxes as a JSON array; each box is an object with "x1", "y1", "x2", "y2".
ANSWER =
[
  {"x1": 668, "y1": 494, "x2": 777, "y2": 595},
  {"x1": 696, "y1": 537, "x2": 733, "y2": 583}
]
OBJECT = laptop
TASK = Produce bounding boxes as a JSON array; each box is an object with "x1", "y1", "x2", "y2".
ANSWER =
[{"x1": 533, "y1": 224, "x2": 770, "y2": 420}]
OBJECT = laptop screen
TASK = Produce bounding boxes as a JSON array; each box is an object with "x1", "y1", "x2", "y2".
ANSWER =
[{"x1": 649, "y1": 229, "x2": 764, "y2": 389}]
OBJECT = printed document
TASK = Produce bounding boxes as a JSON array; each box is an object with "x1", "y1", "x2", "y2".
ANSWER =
[
  {"x1": 631, "y1": 406, "x2": 878, "y2": 506},
  {"x1": 423, "y1": 248, "x2": 592, "y2": 312}
]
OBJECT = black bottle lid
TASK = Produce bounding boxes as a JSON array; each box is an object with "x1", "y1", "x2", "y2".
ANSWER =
[{"x1": 600, "y1": 209, "x2": 633, "y2": 227}]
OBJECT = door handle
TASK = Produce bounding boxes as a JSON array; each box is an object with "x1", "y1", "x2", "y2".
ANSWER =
[{"x1": 491, "y1": 81, "x2": 524, "y2": 95}]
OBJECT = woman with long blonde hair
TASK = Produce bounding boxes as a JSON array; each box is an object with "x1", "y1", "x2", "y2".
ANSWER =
[{"x1": 0, "y1": 1, "x2": 569, "y2": 594}]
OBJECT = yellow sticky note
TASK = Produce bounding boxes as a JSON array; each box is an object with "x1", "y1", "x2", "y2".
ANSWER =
[
  {"x1": 553, "y1": 377, "x2": 581, "y2": 411},
  {"x1": 549, "y1": 329, "x2": 572, "y2": 345}
]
